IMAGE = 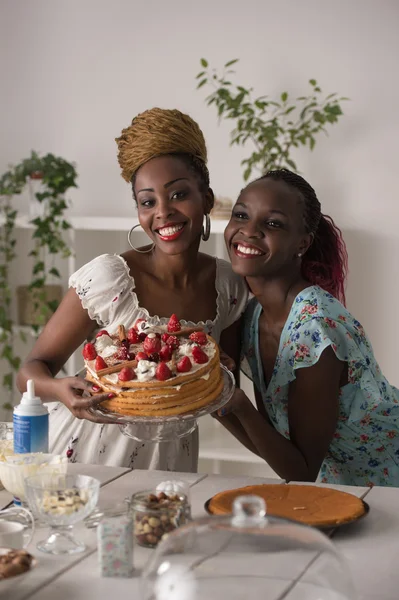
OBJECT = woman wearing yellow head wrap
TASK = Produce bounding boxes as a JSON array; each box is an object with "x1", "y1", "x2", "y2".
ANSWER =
[{"x1": 17, "y1": 108, "x2": 249, "y2": 472}]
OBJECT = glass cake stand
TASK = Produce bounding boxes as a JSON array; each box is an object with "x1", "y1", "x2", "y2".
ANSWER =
[{"x1": 88, "y1": 365, "x2": 235, "y2": 442}]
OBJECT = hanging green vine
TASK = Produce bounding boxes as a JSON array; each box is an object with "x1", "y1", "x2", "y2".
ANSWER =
[
  {"x1": 0, "y1": 196, "x2": 20, "y2": 410},
  {"x1": 27, "y1": 152, "x2": 77, "y2": 328},
  {"x1": 0, "y1": 151, "x2": 78, "y2": 408}
]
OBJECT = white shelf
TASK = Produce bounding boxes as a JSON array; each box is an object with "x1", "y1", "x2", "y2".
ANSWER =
[
  {"x1": 199, "y1": 424, "x2": 265, "y2": 464},
  {"x1": 1, "y1": 214, "x2": 229, "y2": 234}
]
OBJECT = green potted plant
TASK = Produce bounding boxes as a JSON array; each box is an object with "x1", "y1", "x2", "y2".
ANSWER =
[
  {"x1": 0, "y1": 151, "x2": 77, "y2": 409},
  {"x1": 196, "y1": 59, "x2": 348, "y2": 181}
]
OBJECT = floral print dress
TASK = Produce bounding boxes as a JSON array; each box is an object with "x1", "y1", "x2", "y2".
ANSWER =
[
  {"x1": 48, "y1": 254, "x2": 248, "y2": 472},
  {"x1": 241, "y1": 286, "x2": 399, "y2": 486}
]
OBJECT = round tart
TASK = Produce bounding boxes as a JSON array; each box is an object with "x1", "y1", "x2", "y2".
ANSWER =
[{"x1": 207, "y1": 484, "x2": 367, "y2": 527}]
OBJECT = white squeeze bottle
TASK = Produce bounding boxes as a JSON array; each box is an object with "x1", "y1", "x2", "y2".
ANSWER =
[{"x1": 13, "y1": 379, "x2": 49, "y2": 453}]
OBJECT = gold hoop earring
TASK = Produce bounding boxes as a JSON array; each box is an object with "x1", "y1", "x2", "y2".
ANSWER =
[
  {"x1": 127, "y1": 223, "x2": 155, "y2": 254},
  {"x1": 201, "y1": 213, "x2": 211, "y2": 242}
]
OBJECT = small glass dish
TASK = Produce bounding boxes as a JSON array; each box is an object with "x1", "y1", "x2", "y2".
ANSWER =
[
  {"x1": 131, "y1": 485, "x2": 191, "y2": 549},
  {"x1": 0, "y1": 453, "x2": 67, "y2": 507},
  {"x1": 25, "y1": 473, "x2": 100, "y2": 555},
  {"x1": 0, "y1": 506, "x2": 35, "y2": 549}
]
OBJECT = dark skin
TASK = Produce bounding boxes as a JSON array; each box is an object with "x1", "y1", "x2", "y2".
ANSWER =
[
  {"x1": 16, "y1": 155, "x2": 242, "y2": 426},
  {"x1": 219, "y1": 178, "x2": 348, "y2": 482}
]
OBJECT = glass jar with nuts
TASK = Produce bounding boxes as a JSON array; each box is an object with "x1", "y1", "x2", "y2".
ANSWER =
[{"x1": 130, "y1": 489, "x2": 191, "y2": 548}]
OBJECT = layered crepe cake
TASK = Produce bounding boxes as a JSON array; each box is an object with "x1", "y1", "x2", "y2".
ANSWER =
[{"x1": 83, "y1": 314, "x2": 224, "y2": 416}]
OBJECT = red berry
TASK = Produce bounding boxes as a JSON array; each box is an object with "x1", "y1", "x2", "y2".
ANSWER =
[
  {"x1": 192, "y1": 345, "x2": 209, "y2": 364},
  {"x1": 139, "y1": 332, "x2": 147, "y2": 342},
  {"x1": 189, "y1": 331, "x2": 207, "y2": 346},
  {"x1": 134, "y1": 318, "x2": 146, "y2": 332},
  {"x1": 95, "y1": 330, "x2": 109, "y2": 338},
  {"x1": 166, "y1": 335, "x2": 180, "y2": 350},
  {"x1": 155, "y1": 362, "x2": 172, "y2": 381},
  {"x1": 177, "y1": 356, "x2": 192, "y2": 373},
  {"x1": 116, "y1": 346, "x2": 130, "y2": 361},
  {"x1": 136, "y1": 351, "x2": 149, "y2": 362},
  {"x1": 159, "y1": 345, "x2": 173, "y2": 362},
  {"x1": 161, "y1": 333, "x2": 170, "y2": 343},
  {"x1": 167, "y1": 314, "x2": 181, "y2": 333},
  {"x1": 118, "y1": 367, "x2": 136, "y2": 382},
  {"x1": 94, "y1": 356, "x2": 107, "y2": 371},
  {"x1": 127, "y1": 328, "x2": 139, "y2": 344},
  {"x1": 82, "y1": 343, "x2": 97, "y2": 361},
  {"x1": 148, "y1": 352, "x2": 160, "y2": 363},
  {"x1": 143, "y1": 335, "x2": 162, "y2": 354}
]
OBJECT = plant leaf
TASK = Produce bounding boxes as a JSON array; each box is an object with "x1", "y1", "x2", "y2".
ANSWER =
[
  {"x1": 224, "y1": 59, "x2": 239, "y2": 67},
  {"x1": 200, "y1": 58, "x2": 208, "y2": 68}
]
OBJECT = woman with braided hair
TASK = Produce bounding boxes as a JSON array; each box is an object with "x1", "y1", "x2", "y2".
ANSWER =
[
  {"x1": 16, "y1": 108, "x2": 249, "y2": 471},
  {"x1": 219, "y1": 169, "x2": 399, "y2": 486}
]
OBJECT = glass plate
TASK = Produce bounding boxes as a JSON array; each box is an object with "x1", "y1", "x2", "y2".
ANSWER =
[{"x1": 88, "y1": 365, "x2": 235, "y2": 442}]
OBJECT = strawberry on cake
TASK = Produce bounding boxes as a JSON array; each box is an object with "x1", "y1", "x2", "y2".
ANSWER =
[{"x1": 83, "y1": 315, "x2": 224, "y2": 417}]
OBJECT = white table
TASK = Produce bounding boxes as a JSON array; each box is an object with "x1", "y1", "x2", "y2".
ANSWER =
[{"x1": 0, "y1": 465, "x2": 394, "y2": 600}]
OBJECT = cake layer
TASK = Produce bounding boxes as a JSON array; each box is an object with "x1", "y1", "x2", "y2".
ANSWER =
[
  {"x1": 87, "y1": 360, "x2": 221, "y2": 405},
  {"x1": 99, "y1": 372, "x2": 224, "y2": 416},
  {"x1": 87, "y1": 348, "x2": 219, "y2": 390}
]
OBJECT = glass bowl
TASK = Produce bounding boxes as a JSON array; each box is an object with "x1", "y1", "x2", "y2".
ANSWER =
[
  {"x1": 25, "y1": 473, "x2": 100, "y2": 555},
  {"x1": 0, "y1": 453, "x2": 67, "y2": 506},
  {"x1": 141, "y1": 495, "x2": 356, "y2": 600}
]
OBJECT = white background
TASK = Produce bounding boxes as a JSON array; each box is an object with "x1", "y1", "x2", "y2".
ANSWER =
[{"x1": 1, "y1": 1, "x2": 398, "y2": 393}]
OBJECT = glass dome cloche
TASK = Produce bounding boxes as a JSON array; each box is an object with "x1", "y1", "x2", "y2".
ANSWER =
[{"x1": 141, "y1": 495, "x2": 356, "y2": 600}]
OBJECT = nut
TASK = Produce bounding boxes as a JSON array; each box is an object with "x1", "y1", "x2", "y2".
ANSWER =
[
  {"x1": 146, "y1": 534, "x2": 158, "y2": 546},
  {"x1": 148, "y1": 517, "x2": 161, "y2": 528}
]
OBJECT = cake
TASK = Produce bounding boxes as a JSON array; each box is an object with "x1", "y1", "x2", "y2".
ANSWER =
[
  {"x1": 83, "y1": 315, "x2": 224, "y2": 417},
  {"x1": 207, "y1": 484, "x2": 366, "y2": 527}
]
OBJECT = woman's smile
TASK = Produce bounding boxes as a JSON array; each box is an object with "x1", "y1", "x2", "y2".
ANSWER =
[
  {"x1": 232, "y1": 241, "x2": 266, "y2": 259},
  {"x1": 154, "y1": 221, "x2": 187, "y2": 241}
]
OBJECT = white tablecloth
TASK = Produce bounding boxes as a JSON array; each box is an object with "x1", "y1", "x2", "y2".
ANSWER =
[{"x1": 0, "y1": 465, "x2": 392, "y2": 600}]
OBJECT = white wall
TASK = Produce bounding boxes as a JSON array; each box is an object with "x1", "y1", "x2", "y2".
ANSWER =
[{"x1": 1, "y1": 0, "x2": 399, "y2": 383}]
